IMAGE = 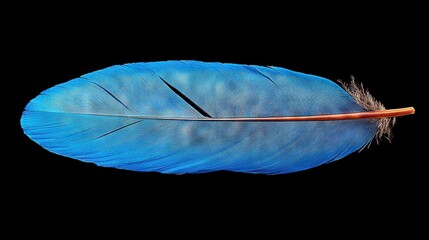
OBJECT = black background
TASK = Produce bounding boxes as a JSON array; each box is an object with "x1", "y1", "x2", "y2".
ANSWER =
[{"x1": 7, "y1": 3, "x2": 426, "y2": 238}]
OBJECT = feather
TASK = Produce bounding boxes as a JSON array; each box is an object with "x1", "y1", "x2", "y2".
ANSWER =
[{"x1": 20, "y1": 60, "x2": 414, "y2": 174}]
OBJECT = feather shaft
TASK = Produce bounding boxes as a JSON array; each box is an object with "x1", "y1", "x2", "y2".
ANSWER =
[{"x1": 125, "y1": 107, "x2": 414, "y2": 121}]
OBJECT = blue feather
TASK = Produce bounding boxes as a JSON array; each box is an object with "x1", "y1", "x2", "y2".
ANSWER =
[{"x1": 21, "y1": 60, "x2": 381, "y2": 174}]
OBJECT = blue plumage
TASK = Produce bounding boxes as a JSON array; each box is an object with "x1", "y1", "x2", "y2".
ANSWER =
[{"x1": 20, "y1": 60, "x2": 378, "y2": 174}]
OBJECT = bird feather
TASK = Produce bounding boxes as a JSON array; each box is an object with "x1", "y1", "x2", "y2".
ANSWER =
[{"x1": 20, "y1": 60, "x2": 414, "y2": 174}]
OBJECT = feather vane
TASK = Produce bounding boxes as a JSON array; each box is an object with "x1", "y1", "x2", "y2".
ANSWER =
[{"x1": 20, "y1": 60, "x2": 414, "y2": 174}]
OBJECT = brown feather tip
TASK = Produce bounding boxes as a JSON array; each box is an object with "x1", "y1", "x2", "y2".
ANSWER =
[{"x1": 338, "y1": 77, "x2": 398, "y2": 144}]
